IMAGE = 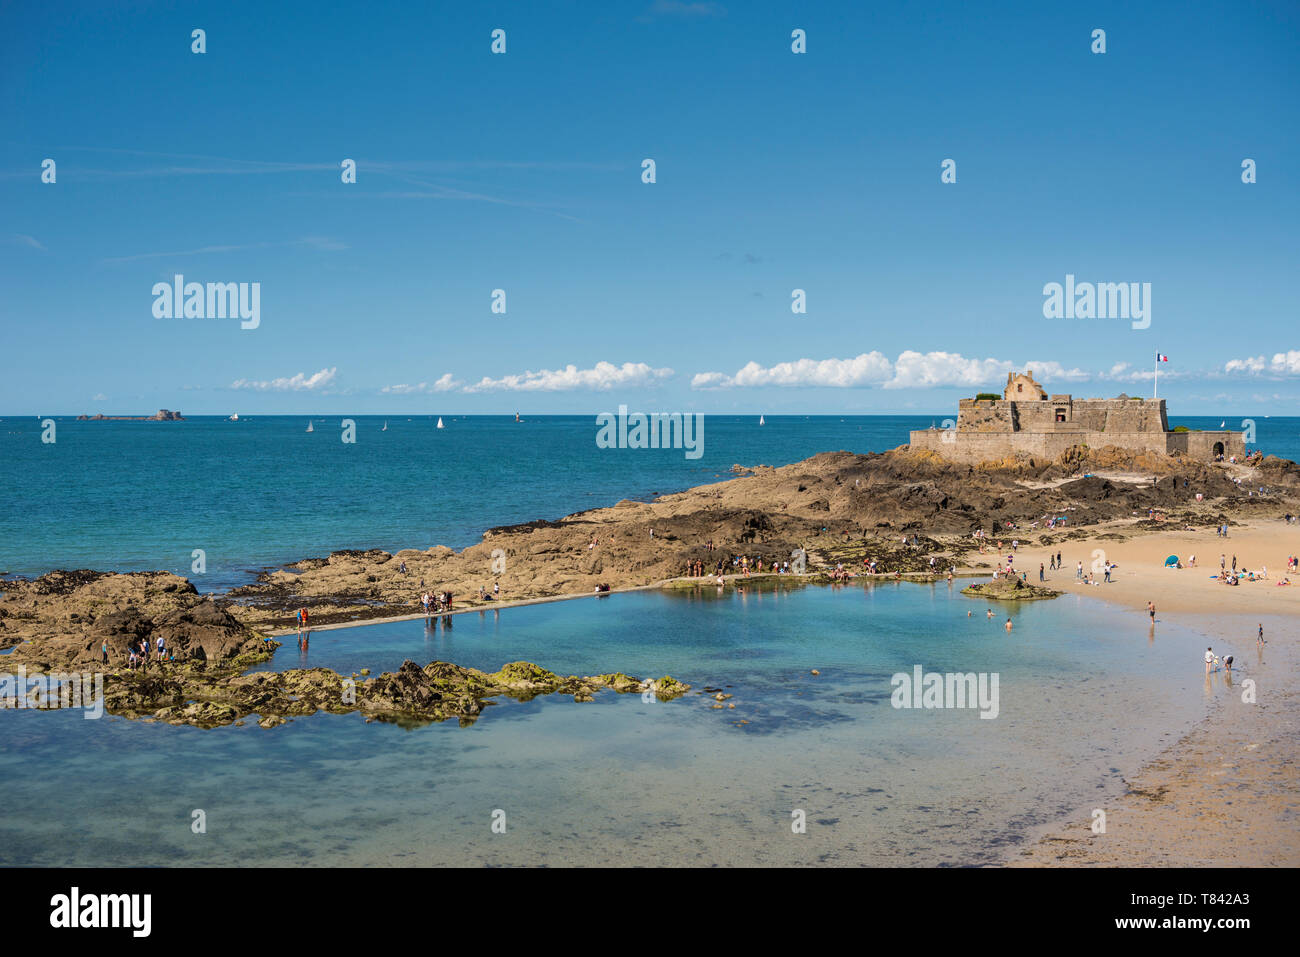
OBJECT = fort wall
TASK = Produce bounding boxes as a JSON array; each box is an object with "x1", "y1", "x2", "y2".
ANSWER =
[
  {"x1": 915, "y1": 395, "x2": 1242, "y2": 464},
  {"x1": 910, "y1": 427, "x2": 1245, "y2": 464}
]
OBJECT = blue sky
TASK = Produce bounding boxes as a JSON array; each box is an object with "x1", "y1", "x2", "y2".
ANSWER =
[{"x1": 2, "y1": 0, "x2": 1297, "y2": 415}]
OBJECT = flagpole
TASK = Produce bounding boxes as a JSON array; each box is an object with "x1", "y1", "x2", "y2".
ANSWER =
[{"x1": 1154, "y1": 354, "x2": 1158, "y2": 401}]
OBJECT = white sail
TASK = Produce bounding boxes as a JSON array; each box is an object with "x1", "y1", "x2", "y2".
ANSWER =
[
  {"x1": 436, "y1": 417, "x2": 444, "y2": 429},
  {"x1": 306, "y1": 420, "x2": 313, "y2": 432},
  {"x1": 759, "y1": 415, "x2": 765, "y2": 425},
  {"x1": 382, "y1": 420, "x2": 388, "y2": 431}
]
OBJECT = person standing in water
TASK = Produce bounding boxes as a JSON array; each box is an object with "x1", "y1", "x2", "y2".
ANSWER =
[
  {"x1": 1004, "y1": 618, "x2": 1013, "y2": 632},
  {"x1": 1147, "y1": 601, "x2": 1155, "y2": 622},
  {"x1": 1205, "y1": 647, "x2": 1215, "y2": 675}
]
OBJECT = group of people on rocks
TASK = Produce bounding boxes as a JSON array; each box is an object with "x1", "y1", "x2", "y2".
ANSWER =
[
  {"x1": 421, "y1": 591, "x2": 454, "y2": 615},
  {"x1": 117, "y1": 635, "x2": 172, "y2": 671},
  {"x1": 682, "y1": 555, "x2": 803, "y2": 579}
]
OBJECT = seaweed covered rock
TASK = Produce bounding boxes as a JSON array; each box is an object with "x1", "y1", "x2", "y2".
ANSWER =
[{"x1": 961, "y1": 577, "x2": 1060, "y2": 601}]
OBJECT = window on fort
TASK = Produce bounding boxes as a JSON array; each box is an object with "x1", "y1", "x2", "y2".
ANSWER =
[
  {"x1": 1017, "y1": 384, "x2": 1023, "y2": 393},
  {"x1": 1055, "y1": 409, "x2": 1066, "y2": 422}
]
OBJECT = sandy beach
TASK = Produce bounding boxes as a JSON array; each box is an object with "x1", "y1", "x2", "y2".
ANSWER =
[{"x1": 997, "y1": 521, "x2": 1300, "y2": 866}]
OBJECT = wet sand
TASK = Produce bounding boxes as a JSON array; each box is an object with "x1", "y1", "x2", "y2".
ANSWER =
[{"x1": 1003, "y1": 522, "x2": 1299, "y2": 866}]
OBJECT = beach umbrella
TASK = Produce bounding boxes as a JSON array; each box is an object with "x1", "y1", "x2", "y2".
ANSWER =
[{"x1": 1164, "y1": 555, "x2": 1179, "y2": 567}]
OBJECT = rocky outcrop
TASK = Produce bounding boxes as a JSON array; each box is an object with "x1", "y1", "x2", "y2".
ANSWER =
[
  {"x1": 203, "y1": 445, "x2": 1297, "y2": 629},
  {"x1": 0, "y1": 570, "x2": 270, "y2": 668},
  {"x1": 961, "y1": 577, "x2": 1061, "y2": 601},
  {"x1": 76, "y1": 410, "x2": 183, "y2": 421},
  {"x1": 31, "y1": 656, "x2": 689, "y2": 730}
]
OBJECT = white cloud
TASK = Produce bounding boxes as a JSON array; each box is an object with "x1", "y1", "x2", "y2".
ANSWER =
[
  {"x1": 692, "y1": 353, "x2": 892, "y2": 389},
  {"x1": 463, "y1": 361, "x2": 673, "y2": 393},
  {"x1": 1019, "y1": 361, "x2": 1091, "y2": 382},
  {"x1": 11, "y1": 234, "x2": 46, "y2": 250},
  {"x1": 230, "y1": 367, "x2": 337, "y2": 392},
  {"x1": 382, "y1": 373, "x2": 462, "y2": 394},
  {"x1": 1225, "y1": 351, "x2": 1300, "y2": 376},
  {"x1": 692, "y1": 352, "x2": 1089, "y2": 391},
  {"x1": 91, "y1": 393, "x2": 107, "y2": 401}
]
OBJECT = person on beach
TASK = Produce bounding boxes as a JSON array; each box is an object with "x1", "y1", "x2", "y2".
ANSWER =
[
  {"x1": 128, "y1": 645, "x2": 138, "y2": 671},
  {"x1": 1076, "y1": 561, "x2": 1083, "y2": 579},
  {"x1": 1039, "y1": 563, "x2": 1044, "y2": 582},
  {"x1": 1147, "y1": 601, "x2": 1155, "y2": 622},
  {"x1": 1221, "y1": 554, "x2": 1226, "y2": 572},
  {"x1": 1223, "y1": 654, "x2": 1234, "y2": 675},
  {"x1": 493, "y1": 581, "x2": 500, "y2": 599},
  {"x1": 156, "y1": 635, "x2": 165, "y2": 663},
  {"x1": 1258, "y1": 624, "x2": 1265, "y2": 646},
  {"x1": 101, "y1": 640, "x2": 109, "y2": 665},
  {"x1": 1205, "y1": 647, "x2": 1215, "y2": 675}
]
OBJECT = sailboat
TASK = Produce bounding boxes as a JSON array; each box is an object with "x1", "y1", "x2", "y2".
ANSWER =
[
  {"x1": 306, "y1": 420, "x2": 313, "y2": 433},
  {"x1": 436, "y1": 417, "x2": 444, "y2": 429},
  {"x1": 382, "y1": 420, "x2": 388, "y2": 432},
  {"x1": 759, "y1": 415, "x2": 765, "y2": 426},
  {"x1": 515, "y1": 412, "x2": 520, "y2": 423},
  {"x1": 1220, "y1": 421, "x2": 1226, "y2": 428},
  {"x1": 229, "y1": 413, "x2": 239, "y2": 421}
]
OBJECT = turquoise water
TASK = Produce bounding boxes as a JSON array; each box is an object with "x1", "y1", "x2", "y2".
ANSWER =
[
  {"x1": 1, "y1": 414, "x2": 1288, "y2": 590},
  {"x1": 0, "y1": 581, "x2": 1227, "y2": 867}
]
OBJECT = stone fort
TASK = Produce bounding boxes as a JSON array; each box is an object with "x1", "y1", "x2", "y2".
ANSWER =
[{"x1": 909, "y1": 370, "x2": 1245, "y2": 464}]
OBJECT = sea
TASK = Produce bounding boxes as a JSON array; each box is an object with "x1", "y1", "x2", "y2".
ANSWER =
[
  {"x1": 0, "y1": 413, "x2": 1284, "y2": 866},
  {"x1": 0, "y1": 582, "x2": 1247, "y2": 867},
  {"x1": 1, "y1": 414, "x2": 1291, "y2": 590}
]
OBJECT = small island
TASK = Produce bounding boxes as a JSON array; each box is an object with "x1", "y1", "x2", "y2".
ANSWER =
[
  {"x1": 962, "y1": 577, "x2": 1061, "y2": 601},
  {"x1": 76, "y1": 409, "x2": 184, "y2": 421}
]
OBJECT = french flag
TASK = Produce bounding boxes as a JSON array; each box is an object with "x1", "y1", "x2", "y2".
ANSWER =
[{"x1": 1156, "y1": 353, "x2": 1169, "y2": 362}]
